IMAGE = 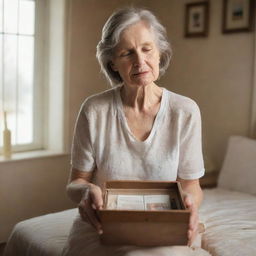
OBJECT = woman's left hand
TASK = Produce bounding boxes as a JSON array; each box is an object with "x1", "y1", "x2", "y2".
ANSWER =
[{"x1": 183, "y1": 193, "x2": 199, "y2": 246}]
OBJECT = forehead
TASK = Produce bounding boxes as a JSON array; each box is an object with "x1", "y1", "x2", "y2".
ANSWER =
[{"x1": 116, "y1": 21, "x2": 156, "y2": 49}]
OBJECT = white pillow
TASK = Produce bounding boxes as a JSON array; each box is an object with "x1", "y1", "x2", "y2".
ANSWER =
[{"x1": 218, "y1": 136, "x2": 256, "y2": 195}]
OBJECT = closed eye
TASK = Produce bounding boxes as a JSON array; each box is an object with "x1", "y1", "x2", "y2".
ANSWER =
[
  {"x1": 119, "y1": 47, "x2": 152, "y2": 57},
  {"x1": 143, "y1": 48, "x2": 152, "y2": 52},
  {"x1": 120, "y1": 51, "x2": 133, "y2": 57}
]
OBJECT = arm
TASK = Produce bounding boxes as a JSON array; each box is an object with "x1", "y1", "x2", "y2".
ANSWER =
[
  {"x1": 66, "y1": 168, "x2": 103, "y2": 234},
  {"x1": 177, "y1": 178, "x2": 203, "y2": 246},
  {"x1": 176, "y1": 102, "x2": 204, "y2": 245},
  {"x1": 66, "y1": 168, "x2": 94, "y2": 203},
  {"x1": 177, "y1": 178, "x2": 203, "y2": 208}
]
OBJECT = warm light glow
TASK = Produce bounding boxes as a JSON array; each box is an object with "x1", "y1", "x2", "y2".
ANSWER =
[{"x1": 0, "y1": 0, "x2": 35, "y2": 147}]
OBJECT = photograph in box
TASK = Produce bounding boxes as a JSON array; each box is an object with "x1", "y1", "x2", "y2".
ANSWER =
[{"x1": 98, "y1": 180, "x2": 190, "y2": 246}]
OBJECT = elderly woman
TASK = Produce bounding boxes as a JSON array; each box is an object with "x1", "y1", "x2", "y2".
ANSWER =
[{"x1": 63, "y1": 7, "x2": 209, "y2": 256}]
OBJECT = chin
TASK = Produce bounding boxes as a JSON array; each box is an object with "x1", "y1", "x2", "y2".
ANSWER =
[
  {"x1": 130, "y1": 81, "x2": 152, "y2": 87},
  {"x1": 134, "y1": 78, "x2": 156, "y2": 87},
  {"x1": 124, "y1": 75, "x2": 158, "y2": 88}
]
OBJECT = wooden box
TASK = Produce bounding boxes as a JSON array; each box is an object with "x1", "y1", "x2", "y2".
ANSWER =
[{"x1": 98, "y1": 180, "x2": 190, "y2": 246}]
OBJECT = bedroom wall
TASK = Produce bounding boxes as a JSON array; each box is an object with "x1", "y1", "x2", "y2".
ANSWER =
[{"x1": 154, "y1": 0, "x2": 254, "y2": 170}]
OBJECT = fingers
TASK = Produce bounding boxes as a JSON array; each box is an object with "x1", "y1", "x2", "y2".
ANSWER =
[
  {"x1": 78, "y1": 201, "x2": 88, "y2": 221},
  {"x1": 188, "y1": 223, "x2": 198, "y2": 247},
  {"x1": 188, "y1": 211, "x2": 198, "y2": 246},
  {"x1": 188, "y1": 215, "x2": 198, "y2": 237},
  {"x1": 79, "y1": 200, "x2": 103, "y2": 234},
  {"x1": 90, "y1": 185, "x2": 104, "y2": 210},
  {"x1": 183, "y1": 193, "x2": 193, "y2": 209},
  {"x1": 78, "y1": 185, "x2": 103, "y2": 235},
  {"x1": 187, "y1": 228, "x2": 198, "y2": 246},
  {"x1": 84, "y1": 198, "x2": 103, "y2": 234},
  {"x1": 183, "y1": 194, "x2": 198, "y2": 228},
  {"x1": 183, "y1": 193, "x2": 199, "y2": 246},
  {"x1": 189, "y1": 207, "x2": 198, "y2": 229}
]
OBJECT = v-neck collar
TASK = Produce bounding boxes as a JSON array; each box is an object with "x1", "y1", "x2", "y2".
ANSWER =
[{"x1": 115, "y1": 85, "x2": 166, "y2": 144}]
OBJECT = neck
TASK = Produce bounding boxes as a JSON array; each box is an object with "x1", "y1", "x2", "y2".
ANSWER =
[{"x1": 120, "y1": 83, "x2": 163, "y2": 111}]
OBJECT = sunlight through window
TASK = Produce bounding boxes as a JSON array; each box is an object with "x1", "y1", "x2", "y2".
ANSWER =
[{"x1": 0, "y1": 0, "x2": 35, "y2": 147}]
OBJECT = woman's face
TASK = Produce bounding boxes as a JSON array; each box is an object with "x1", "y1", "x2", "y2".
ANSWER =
[{"x1": 111, "y1": 21, "x2": 160, "y2": 88}]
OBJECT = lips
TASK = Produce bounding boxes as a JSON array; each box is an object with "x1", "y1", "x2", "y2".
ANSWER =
[{"x1": 133, "y1": 71, "x2": 149, "y2": 76}]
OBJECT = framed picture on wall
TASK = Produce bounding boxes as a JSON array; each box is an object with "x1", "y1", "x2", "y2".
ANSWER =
[
  {"x1": 184, "y1": 1, "x2": 209, "y2": 38},
  {"x1": 222, "y1": 0, "x2": 255, "y2": 33}
]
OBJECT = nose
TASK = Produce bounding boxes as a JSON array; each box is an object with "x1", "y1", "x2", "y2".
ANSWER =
[{"x1": 133, "y1": 51, "x2": 145, "y2": 67}]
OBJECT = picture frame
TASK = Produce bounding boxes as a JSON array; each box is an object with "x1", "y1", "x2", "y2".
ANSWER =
[
  {"x1": 184, "y1": 1, "x2": 209, "y2": 38},
  {"x1": 222, "y1": 0, "x2": 255, "y2": 33}
]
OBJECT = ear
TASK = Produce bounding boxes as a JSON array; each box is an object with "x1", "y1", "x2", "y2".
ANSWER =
[{"x1": 110, "y1": 61, "x2": 118, "y2": 72}]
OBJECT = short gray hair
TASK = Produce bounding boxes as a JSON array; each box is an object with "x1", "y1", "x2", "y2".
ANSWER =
[{"x1": 96, "y1": 7, "x2": 172, "y2": 86}]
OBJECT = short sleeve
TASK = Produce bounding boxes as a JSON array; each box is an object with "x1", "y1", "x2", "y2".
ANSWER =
[
  {"x1": 70, "y1": 103, "x2": 96, "y2": 172},
  {"x1": 178, "y1": 102, "x2": 205, "y2": 180}
]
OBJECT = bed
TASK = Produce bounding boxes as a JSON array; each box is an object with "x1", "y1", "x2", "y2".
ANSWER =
[{"x1": 4, "y1": 136, "x2": 256, "y2": 256}]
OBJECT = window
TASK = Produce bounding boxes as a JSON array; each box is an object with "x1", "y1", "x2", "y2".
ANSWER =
[
  {"x1": 0, "y1": 0, "x2": 67, "y2": 158},
  {"x1": 0, "y1": 0, "x2": 45, "y2": 153}
]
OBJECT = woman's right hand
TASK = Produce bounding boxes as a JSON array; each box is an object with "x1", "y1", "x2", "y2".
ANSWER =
[{"x1": 78, "y1": 184, "x2": 103, "y2": 234}]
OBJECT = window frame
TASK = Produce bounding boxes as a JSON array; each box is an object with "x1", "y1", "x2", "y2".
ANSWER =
[
  {"x1": 0, "y1": 0, "x2": 67, "y2": 157},
  {"x1": 0, "y1": 0, "x2": 47, "y2": 154}
]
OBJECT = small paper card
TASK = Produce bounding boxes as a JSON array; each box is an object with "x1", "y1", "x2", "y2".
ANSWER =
[
  {"x1": 116, "y1": 194, "x2": 172, "y2": 210},
  {"x1": 117, "y1": 195, "x2": 145, "y2": 210},
  {"x1": 144, "y1": 195, "x2": 171, "y2": 210}
]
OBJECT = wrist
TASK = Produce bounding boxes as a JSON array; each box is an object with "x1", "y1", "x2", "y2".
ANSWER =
[
  {"x1": 80, "y1": 183, "x2": 97, "y2": 200},
  {"x1": 67, "y1": 182, "x2": 92, "y2": 204}
]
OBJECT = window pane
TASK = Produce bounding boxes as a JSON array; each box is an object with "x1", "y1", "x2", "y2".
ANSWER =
[
  {"x1": 17, "y1": 35, "x2": 34, "y2": 144},
  {"x1": 0, "y1": 0, "x2": 3, "y2": 33},
  {"x1": 3, "y1": 34, "x2": 18, "y2": 144},
  {"x1": 1, "y1": 0, "x2": 40, "y2": 152},
  {"x1": 3, "y1": 0, "x2": 19, "y2": 34},
  {"x1": 19, "y1": 0, "x2": 35, "y2": 35}
]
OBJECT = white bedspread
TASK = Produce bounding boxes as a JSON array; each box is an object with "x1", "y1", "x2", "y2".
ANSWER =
[
  {"x1": 4, "y1": 209, "x2": 77, "y2": 256},
  {"x1": 200, "y1": 188, "x2": 256, "y2": 256},
  {"x1": 4, "y1": 188, "x2": 256, "y2": 256}
]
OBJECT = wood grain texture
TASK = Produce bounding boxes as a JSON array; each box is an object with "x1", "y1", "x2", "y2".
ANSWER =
[{"x1": 99, "y1": 180, "x2": 190, "y2": 246}]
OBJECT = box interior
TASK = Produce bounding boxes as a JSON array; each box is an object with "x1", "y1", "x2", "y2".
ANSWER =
[{"x1": 104, "y1": 187, "x2": 185, "y2": 211}]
